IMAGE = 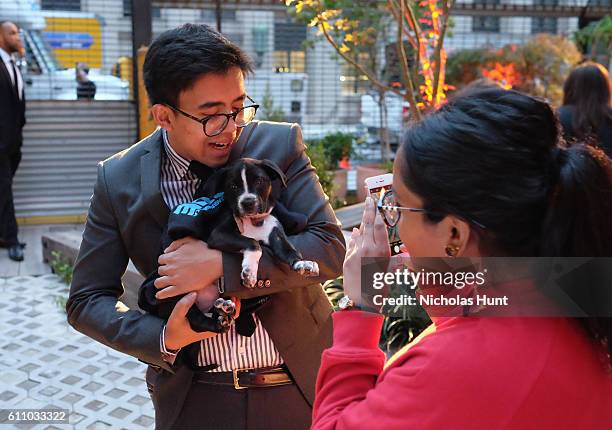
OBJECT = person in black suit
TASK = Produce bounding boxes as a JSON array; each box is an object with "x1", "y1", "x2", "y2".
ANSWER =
[{"x1": 0, "y1": 21, "x2": 26, "y2": 261}]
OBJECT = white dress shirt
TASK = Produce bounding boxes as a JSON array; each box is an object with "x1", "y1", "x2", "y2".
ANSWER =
[
  {"x1": 159, "y1": 129, "x2": 284, "y2": 371},
  {"x1": 0, "y1": 48, "x2": 23, "y2": 100}
]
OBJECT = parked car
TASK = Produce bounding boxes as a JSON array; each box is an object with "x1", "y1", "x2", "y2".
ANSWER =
[{"x1": 25, "y1": 68, "x2": 129, "y2": 100}]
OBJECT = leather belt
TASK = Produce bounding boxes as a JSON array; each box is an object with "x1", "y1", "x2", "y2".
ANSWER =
[{"x1": 193, "y1": 365, "x2": 293, "y2": 390}]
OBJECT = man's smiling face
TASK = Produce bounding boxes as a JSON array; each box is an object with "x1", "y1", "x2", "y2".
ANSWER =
[{"x1": 160, "y1": 67, "x2": 247, "y2": 168}]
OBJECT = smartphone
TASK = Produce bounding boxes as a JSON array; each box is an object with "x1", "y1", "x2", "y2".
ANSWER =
[{"x1": 365, "y1": 174, "x2": 403, "y2": 255}]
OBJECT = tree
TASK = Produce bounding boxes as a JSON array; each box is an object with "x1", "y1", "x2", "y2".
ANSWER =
[
  {"x1": 575, "y1": 16, "x2": 612, "y2": 67},
  {"x1": 290, "y1": 1, "x2": 395, "y2": 160},
  {"x1": 446, "y1": 35, "x2": 582, "y2": 107},
  {"x1": 286, "y1": 0, "x2": 455, "y2": 121},
  {"x1": 259, "y1": 85, "x2": 286, "y2": 122}
]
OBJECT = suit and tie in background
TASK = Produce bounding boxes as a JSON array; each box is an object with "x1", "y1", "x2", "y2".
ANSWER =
[{"x1": 0, "y1": 20, "x2": 26, "y2": 261}]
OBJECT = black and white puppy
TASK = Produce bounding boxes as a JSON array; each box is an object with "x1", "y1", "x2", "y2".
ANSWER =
[
  {"x1": 139, "y1": 158, "x2": 319, "y2": 339},
  {"x1": 206, "y1": 158, "x2": 319, "y2": 288}
]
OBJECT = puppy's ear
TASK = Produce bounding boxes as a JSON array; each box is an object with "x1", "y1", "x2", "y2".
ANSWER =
[{"x1": 258, "y1": 159, "x2": 287, "y2": 188}]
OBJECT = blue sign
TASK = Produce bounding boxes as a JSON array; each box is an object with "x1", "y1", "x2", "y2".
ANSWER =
[{"x1": 43, "y1": 32, "x2": 94, "y2": 49}]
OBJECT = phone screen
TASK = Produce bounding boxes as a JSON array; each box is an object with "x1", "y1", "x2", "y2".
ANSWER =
[{"x1": 368, "y1": 184, "x2": 403, "y2": 255}]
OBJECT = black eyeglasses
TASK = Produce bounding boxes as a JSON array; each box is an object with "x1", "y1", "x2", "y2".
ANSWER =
[
  {"x1": 377, "y1": 189, "x2": 487, "y2": 229},
  {"x1": 165, "y1": 95, "x2": 259, "y2": 137}
]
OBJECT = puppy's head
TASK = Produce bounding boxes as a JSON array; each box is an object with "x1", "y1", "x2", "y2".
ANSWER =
[{"x1": 223, "y1": 158, "x2": 286, "y2": 218}]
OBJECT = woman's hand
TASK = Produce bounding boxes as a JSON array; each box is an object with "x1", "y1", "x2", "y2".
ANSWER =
[{"x1": 343, "y1": 197, "x2": 391, "y2": 308}]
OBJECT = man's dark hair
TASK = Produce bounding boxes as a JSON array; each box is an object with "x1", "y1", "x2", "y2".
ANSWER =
[{"x1": 143, "y1": 23, "x2": 253, "y2": 107}]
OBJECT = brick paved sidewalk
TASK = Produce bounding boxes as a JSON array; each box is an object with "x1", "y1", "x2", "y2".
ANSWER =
[{"x1": 0, "y1": 275, "x2": 155, "y2": 430}]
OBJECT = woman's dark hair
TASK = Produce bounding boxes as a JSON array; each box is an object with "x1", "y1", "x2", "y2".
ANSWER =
[
  {"x1": 562, "y1": 62, "x2": 612, "y2": 139},
  {"x1": 398, "y1": 87, "x2": 612, "y2": 365},
  {"x1": 143, "y1": 23, "x2": 253, "y2": 107}
]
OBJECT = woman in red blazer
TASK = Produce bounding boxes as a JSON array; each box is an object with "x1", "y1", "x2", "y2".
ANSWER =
[{"x1": 313, "y1": 88, "x2": 612, "y2": 430}]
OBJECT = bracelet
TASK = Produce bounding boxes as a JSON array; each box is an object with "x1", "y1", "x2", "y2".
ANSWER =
[{"x1": 338, "y1": 295, "x2": 361, "y2": 311}]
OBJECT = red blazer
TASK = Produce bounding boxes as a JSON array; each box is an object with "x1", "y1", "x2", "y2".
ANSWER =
[{"x1": 313, "y1": 310, "x2": 612, "y2": 429}]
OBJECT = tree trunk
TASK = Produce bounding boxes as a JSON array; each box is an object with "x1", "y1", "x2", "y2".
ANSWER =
[
  {"x1": 377, "y1": 91, "x2": 390, "y2": 162},
  {"x1": 381, "y1": 95, "x2": 391, "y2": 162}
]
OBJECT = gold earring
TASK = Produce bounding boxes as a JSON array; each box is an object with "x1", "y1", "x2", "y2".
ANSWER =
[{"x1": 445, "y1": 245, "x2": 459, "y2": 257}]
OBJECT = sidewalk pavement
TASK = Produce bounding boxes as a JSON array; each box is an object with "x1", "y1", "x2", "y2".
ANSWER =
[
  {"x1": 0, "y1": 275, "x2": 155, "y2": 429},
  {"x1": 0, "y1": 225, "x2": 83, "y2": 277}
]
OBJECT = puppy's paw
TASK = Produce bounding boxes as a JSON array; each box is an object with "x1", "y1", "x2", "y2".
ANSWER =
[
  {"x1": 241, "y1": 266, "x2": 258, "y2": 289},
  {"x1": 292, "y1": 260, "x2": 320, "y2": 277},
  {"x1": 241, "y1": 249, "x2": 262, "y2": 289},
  {"x1": 214, "y1": 298, "x2": 236, "y2": 318}
]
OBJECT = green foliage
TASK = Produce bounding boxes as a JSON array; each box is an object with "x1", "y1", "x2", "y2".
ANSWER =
[
  {"x1": 319, "y1": 132, "x2": 356, "y2": 166},
  {"x1": 322, "y1": 276, "x2": 432, "y2": 355},
  {"x1": 50, "y1": 250, "x2": 73, "y2": 286},
  {"x1": 520, "y1": 34, "x2": 582, "y2": 106},
  {"x1": 259, "y1": 88, "x2": 286, "y2": 122},
  {"x1": 323, "y1": 277, "x2": 345, "y2": 308},
  {"x1": 54, "y1": 295, "x2": 68, "y2": 313},
  {"x1": 379, "y1": 288, "x2": 431, "y2": 354},
  {"x1": 381, "y1": 159, "x2": 394, "y2": 174},
  {"x1": 574, "y1": 16, "x2": 612, "y2": 62},
  {"x1": 445, "y1": 47, "x2": 498, "y2": 87},
  {"x1": 306, "y1": 132, "x2": 359, "y2": 208},
  {"x1": 305, "y1": 139, "x2": 338, "y2": 206},
  {"x1": 50, "y1": 250, "x2": 72, "y2": 314},
  {"x1": 446, "y1": 34, "x2": 582, "y2": 107}
]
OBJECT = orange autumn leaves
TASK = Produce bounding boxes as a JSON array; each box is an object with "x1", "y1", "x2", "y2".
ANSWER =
[{"x1": 482, "y1": 63, "x2": 520, "y2": 90}]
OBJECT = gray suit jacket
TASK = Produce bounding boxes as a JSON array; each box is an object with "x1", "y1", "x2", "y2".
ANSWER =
[{"x1": 67, "y1": 122, "x2": 345, "y2": 430}]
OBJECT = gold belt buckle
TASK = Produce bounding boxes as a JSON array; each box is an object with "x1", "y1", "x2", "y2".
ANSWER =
[{"x1": 232, "y1": 368, "x2": 249, "y2": 390}]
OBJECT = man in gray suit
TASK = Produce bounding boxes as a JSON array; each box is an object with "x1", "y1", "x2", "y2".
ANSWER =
[{"x1": 67, "y1": 24, "x2": 345, "y2": 430}]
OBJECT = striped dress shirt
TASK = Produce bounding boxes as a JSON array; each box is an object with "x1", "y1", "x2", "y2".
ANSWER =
[{"x1": 159, "y1": 130, "x2": 283, "y2": 371}]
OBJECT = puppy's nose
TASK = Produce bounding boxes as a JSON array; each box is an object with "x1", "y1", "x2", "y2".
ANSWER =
[{"x1": 241, "y1": 197, "x2": 257, "y2": 212}]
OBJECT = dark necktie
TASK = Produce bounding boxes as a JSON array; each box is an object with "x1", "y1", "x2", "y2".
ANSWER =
[
  {"x1": 188, "y1": 160, "x2": 216, "y2": 198},
  {"x1": 9, "y1": 59, "x2": 19, "y2": 99}
]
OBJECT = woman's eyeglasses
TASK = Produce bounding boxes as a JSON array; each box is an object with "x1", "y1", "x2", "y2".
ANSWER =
[
  {"x1": 165, "y1": 95, "x2": 259, "y2": 137},
  {"x1": 376, "y1": 189, "x2": 432, "y2": 228},
  {"x1": 376, "y1": 189, "x2": 487, "y2": 229}
]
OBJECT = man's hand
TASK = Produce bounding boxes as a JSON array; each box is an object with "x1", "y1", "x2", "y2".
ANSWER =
[
  {"x1": 165, "y1": 293, "x2": 241, "y2": 351},
  {"x1": 154, "y1": 237, "x2": 223, "y2": 300}
]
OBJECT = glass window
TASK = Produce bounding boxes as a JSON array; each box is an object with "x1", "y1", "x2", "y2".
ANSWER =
[
  {"x1": 273, "y1": 22, "x2": 306, "y2": 73},
  {"x1": 340, "y1": 54, "x2": 370, "y2": 95},
  {"x1": 201, "y1": 9, "x2": 236, "y2": 22},
  {"x1": 532, "y1": 0, "x2": 558, "y2": 34},
  {"x1": 532, "y1": 17, "x2": 557, "y2": 34},
  {"x1": 473, "y1": 16, "x2": 500, "y2": 33},
  {"x1": 273, "y1": 50, "x2": 305, "y2": 73},
  {"x1": 472, "y1": 0, "x2": 500, "y2": 33},
  {"x1": 290, "y1": 79, "x2": 303, "y2": 92}
]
